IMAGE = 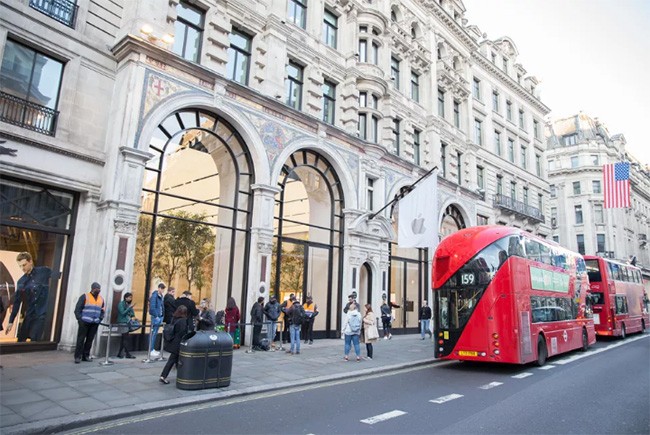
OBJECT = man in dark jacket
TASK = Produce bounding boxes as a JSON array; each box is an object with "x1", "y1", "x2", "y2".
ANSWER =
[
  {"x1": 175, "y1": 290, "x2": 199, "y2": 332},
  {"x1": 163, "y1": 287, "x2": 177, "y2": 324},
  {"x1": 419, "y1": 300, "x2": 433, "y2": 339},
  {"x1": 264, "y1": 295, "x2": 281, "y2": 348},
  {"x1": 250, "y1": 296, "x2": 264, "y2": 350},
  {"x1": 73, "y1": 282, "x2": 105, "y2": 363},
  {"x1": 6, "y1": 252, "x2": 52, "y2": 342}
]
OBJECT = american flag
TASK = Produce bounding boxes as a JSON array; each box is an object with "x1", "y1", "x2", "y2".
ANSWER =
[{"x1": 603, "y1": 162, "x2": 631, "y2": 208}]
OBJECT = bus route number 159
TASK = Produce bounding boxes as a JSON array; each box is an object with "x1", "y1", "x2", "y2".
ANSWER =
[{"x1": 460, "y1": 272, "x2": 475, "y2": 285}]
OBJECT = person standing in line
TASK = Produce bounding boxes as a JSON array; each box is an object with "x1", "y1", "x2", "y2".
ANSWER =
[
  {"x1": 148, "y1": 282, "x2": 165, "y2": 357},
  {"x1": 419, "y1": 300, "x2": 433, "y2": 340},
  {"x1": 250, "y1": 296, "x2": 264, "y2": 350},
  {"x1": 6, "y1": 252, "x2": 52, "y2": 342},
  {"x1": 280, "y1": 293, "x2": 295, "y2": 343},
  {"x1": 159, "y1": 305, "x2": 189, "y2": 385},
  {"x1": 224, "y1": 297, "x2": 240, "y2": 346},
  {"x1": 263, "y1": 294, "x2": 281, "y2": 350},
  {"x1": 362, "y1": 304, "x2": 379, "y2": 360},
  {"x1": 380, "y1": 295, "x2": 392, "y2": 339},
  {"x1": 287, "y1": 296, "x2": 304, "y2": 355},
  {"x1": 302, "y1": 295, "x2": 318, "y2": 344},
  {"x1": 163, "y1": 287, "x2": 177, "y2": 325},
  {"x1": 175, "y1": 290, "x2": 199, "y2": 332},
  {"x1": 342, "y1": 302, "x2": 362, "y2": 361},
  {"x1": 196, "y1": 298, "x2": 216, "y2": 331},
  {"x1": 73, "y1": 282, "x2": 105, "y2": 363},
  {"x1": 116, "y1": 292, "x2": 137, "y2": 359}
]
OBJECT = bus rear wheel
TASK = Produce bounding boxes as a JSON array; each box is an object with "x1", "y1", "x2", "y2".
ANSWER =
[
  {"x1": 620, "y1": 324, "x2": 626, "y2": 339},
  {"x1": 581, "y1": 329, "x2": 589, "y2": 351},
  {"x1": 536, "y1": 336, "x2": 547, "y2": 366}
]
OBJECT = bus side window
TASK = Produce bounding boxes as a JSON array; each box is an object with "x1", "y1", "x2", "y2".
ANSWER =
[{"x1": 508, "y1": 236, "x2": 525, "y2": 257}]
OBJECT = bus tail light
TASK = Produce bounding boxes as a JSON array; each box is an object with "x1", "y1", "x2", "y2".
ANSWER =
[
  {"x1": 492, "y1": 341, "x2": 500, "y2": 347},
  {"x1": 438, "y1": 339, "x2": 444, "y2": 345},
  {"x1": 492, "y1": 333, "x2": 499, "y2": 339}
]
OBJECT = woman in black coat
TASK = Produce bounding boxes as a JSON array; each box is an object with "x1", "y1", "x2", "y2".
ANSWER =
[{"x1": 159, "y1": 305, "x2": 189, "y2": 384}]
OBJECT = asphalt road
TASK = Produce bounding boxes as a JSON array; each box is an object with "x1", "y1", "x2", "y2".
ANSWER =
[{"x1": 71, "y1": 334, "x2": 649, "y2": 435}]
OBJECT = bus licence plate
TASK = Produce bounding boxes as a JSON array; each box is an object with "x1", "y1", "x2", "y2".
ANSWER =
[{"x1": 458, "y1": 350, "x2": 478, "y2": 357}]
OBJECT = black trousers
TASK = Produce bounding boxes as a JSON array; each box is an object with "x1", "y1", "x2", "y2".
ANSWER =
[
  {"x1": 366, "y1": 343, "x2": 373, "y2": 358},
  {"x1": 161, "y1": 352, "x2": 179, "y2": 378},
  {"x1": 252, "y1": 324, "x2": 262, "y2": 346},
  {"x1": 117, "y1": 332, "x2": 132, "y2": 356},
  {"x1": 75, "y1": 321, "x2": 99, "y2": 359},
  {"x1": 302, "y1": 318, "x2": 314, "y2": 341},
  {"x1": 17, "y1": 315, "x2": 46, "y2": 342}
]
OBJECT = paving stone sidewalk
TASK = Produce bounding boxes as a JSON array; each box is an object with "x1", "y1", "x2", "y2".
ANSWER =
[{"x1": 0, "y1": 335, "x2": 438, "y2": 434}]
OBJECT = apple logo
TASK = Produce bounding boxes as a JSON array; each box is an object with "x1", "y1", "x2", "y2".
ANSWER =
[{"x1": 411, "y1": 214, "x2": 426, "y2": 234}]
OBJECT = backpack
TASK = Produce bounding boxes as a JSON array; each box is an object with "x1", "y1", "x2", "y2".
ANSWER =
[
  {"x1": 215, "y1": 310, "x2": 225, "y2": 325},
  {"x1": 259, "y1": 338, "x2": 270, "y2": 351},
  {"x1": 163, "y1": 322, "x2": 175, "y2": 342},
  {"x1": 291, "y1": 304, "x2": 305, "y2": 325},
  {"x1": 348, "y1": 313, "x2": 361, "y2": 334}
]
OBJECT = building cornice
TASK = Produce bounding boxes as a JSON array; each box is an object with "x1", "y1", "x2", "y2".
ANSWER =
[
  {"x1": 0, "y1": 131, "x2": 105, "y2": 166},
  {"x1": 472, "y1": 53, "x2": 550, "y2": 115}
]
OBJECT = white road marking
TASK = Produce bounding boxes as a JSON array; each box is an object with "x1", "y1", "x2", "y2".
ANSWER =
[
  {"x1": 478, "y1": 381, "x2": 503, "y2": 389},
  {"x1": 430, "y1": 393, "x2": 464, "y2": 404},
  {"x1": 553, "y1": 334, "x2": 649, "y2": 365},
  {"x1": 512, "y1": 372, "x2": 533, "y2": 379},
  {"x1": 360, "y1": 410, "x2": 407, "y2": 425},
  {"x1": 538, "y1": 365, "x2": 555, "y2": 370}
]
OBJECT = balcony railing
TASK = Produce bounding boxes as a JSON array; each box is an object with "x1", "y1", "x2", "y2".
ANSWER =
[
  {"x1": 30, "y1": 0, "x2": 78, "y2": 29},
  {"x1": 493, "y1": 193, "x2": 545, "y2": 223},
  {"x1": 0, "y1": 91, "x2": 59, "y2": 136}
]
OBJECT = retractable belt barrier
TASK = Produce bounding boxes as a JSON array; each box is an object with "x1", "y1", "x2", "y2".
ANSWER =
[{"x1": 96, "y1": 322, "x2": 168, "y2": 365}]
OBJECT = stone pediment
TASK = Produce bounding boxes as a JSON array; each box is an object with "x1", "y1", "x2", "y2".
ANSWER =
[{"x1": 348, "y1": 212, "x2": 395, "y2": 242}]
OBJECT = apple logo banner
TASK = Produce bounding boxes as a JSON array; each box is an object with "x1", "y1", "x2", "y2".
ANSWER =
[{"x1": 411, "y1": 214, "x2": 426, "y2": 234}]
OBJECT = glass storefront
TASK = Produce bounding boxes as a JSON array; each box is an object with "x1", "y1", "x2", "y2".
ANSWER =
[
  {"x1": 0, "y1": 177, "x2": 76, "y2": 350},
  {"x1": 132, "y1": 109, "x2": 253, "y2": 336},
  {"x1": 271, "y1": 150, "x2": 343, "y2": 337}
]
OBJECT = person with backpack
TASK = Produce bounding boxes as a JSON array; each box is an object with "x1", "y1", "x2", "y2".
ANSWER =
[
  {"x1": 263, "y1": 295, "x2": 281, "y2": 349},
  {"x1": 342, "y1": 302, "x2": 362, "y2": 362},
  {"x1": 286, "y1": 295, "x2": 304, "y2": 355},
  {"x1": 380, "y1": 293, "x2": 399, "y2": 339},
  {"x1": 159, "y1": 305, "x2": 189, "y2": 384}
]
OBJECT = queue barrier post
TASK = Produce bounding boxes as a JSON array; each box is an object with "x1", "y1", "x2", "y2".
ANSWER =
[{"x1": 99, "y1": 322, "x2": 114, "y2": 366}]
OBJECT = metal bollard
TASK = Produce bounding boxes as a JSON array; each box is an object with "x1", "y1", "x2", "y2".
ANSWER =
[{"x1": 99, "y1": 323, "x2": 114, "y2": 366}]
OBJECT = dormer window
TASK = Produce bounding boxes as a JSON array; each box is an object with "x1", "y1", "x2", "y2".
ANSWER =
[{"x1": 502, "y1": 57, "x2": 508, "y2": 74}]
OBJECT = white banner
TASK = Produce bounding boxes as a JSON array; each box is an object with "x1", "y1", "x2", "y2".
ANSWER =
[{"x1": 397, "y1": 170, "x2": 438, "y2": 249}]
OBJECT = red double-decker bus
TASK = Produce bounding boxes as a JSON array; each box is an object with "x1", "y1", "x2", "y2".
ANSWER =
[
  {"x1": 433, "y1": 226, "x2": 596, "y2": 366},
  {"x1": 584, "y1": 256, "x2": 648, "y2": 337}
]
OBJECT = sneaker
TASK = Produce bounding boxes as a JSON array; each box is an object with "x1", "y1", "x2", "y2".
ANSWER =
[
  {"x1": 367, "y1": 357, "x2": 373, "y2": 360},
  {"x1": 150, "y1": 350, "x2": 160, "y2": 357},
  {"x1": 296, "y1": 351, "x2": 300, "y2": 355},
  {"x1": 286, "y1": 350, "x2": 292, "y2": 354},
  {"x1": 421, "y1": 337, "x2": 425, "y2": 340},
  {"x1": 74, "y1": 357, "x2": 81, "y2": 364},
  {"x1": 344, "y1": 356, "x2": 349, "y2": 361},
  {"x1": 309, "y1": 340, "x2": 313, "y2": 344},
  {"x1": 383, "y1": 336, "x2": 388, "y2": 340},
  {"x1": 388, "y1": 334, "x2": 392, "y2": 340},
  {"x1": 356, "y1": 357, "x2": 361, "y2": 362}
]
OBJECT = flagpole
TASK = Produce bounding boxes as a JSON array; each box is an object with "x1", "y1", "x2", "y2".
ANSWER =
[{"x1": 368, "y1": 165, "x2": 438, "y2": 220}]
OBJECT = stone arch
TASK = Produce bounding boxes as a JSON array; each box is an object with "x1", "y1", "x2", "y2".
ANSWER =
[
  {"x1": 438, "y1": 202, "x2": 469, "y2": 240},
  {"x1": 270, "y1": 137, "x2": 358, "y2": 210},
  {"x1": 136, "y1": 91, "x2": 271, "y2": 185}
]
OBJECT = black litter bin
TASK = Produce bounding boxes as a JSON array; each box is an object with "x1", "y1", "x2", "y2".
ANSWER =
[{"x1": 177, "y1": 330, "x2": 233, "y2": 390}]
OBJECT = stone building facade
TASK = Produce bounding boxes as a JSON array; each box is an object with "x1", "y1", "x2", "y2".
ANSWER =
[
  {"x1": 0, "y1": 0, "x2": 549, "y2": 352},
  {"x1": 547, "y1": 114, "x2": 650, "y2": 280}
]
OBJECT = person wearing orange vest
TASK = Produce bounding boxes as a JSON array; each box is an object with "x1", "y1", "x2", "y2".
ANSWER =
[{"x1": 73, "y1": 282, "x2": 105, "y2": 364}]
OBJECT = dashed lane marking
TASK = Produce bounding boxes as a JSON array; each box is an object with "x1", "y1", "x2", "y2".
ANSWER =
[
  {"x1": 360, "y1": 410, "x2": 407, "y2": 425},
  {"x1": 512, "y1": 372, "x2": 533, "y2": 379},
  {"x1": 430, "y1": 393, "x2": 464, "y2": 404},
  {"x1": 478, "y1": 381, "x2": 503, "y2": 389},
  {"x1": 538, "y1": 365, "x2": 555, "y2": 370}
]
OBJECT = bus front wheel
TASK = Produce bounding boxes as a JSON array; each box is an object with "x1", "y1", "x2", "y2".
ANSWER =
[{"x1": 536, "y1": 336, "x2": 547, "y2": 366}]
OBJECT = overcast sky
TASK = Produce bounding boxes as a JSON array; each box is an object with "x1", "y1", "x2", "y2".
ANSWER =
[{"x1": 462, "y1": 0, "x2": 650, "y2": 165}]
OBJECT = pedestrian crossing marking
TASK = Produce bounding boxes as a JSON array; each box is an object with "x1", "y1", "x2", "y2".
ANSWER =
[
  {"x1": 430, "y1": 393, "x2": 464, "y2": 404},
  {"x1": 360, "y1": 410, "x2": 407, "y2": 425},
  {"x1": 512, "y1": 372, "x2": 533, "y2": 379},
  {"x1": 538, "y1": 365, "x2": 555, "y2": 370},
  {"x1": 478, "y1": 381, "x2": 503, "y2": 389}
]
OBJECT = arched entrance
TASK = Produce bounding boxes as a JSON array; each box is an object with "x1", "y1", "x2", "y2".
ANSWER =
[
  {"x1": 440, "y1": 204, "x2": 466, "y2": 239},
  {"x1": 133, "y1": 108, "x2": 254, "y2": 332},
  {"x1": 359, "y1": 262, "x2": 372, "y2": 307},
  {"x1": 271, "y1": 149, "x2": 344, "y2": 338}
]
